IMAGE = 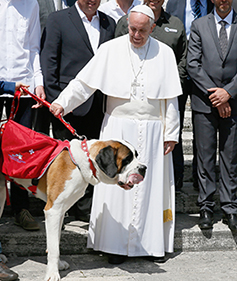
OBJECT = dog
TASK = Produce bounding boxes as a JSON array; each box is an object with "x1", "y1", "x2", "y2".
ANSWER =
[{"x1": 0, "y1": 138, "x2": 146, "y2": 281}]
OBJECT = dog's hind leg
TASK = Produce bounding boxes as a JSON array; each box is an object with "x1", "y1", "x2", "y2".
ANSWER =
[{"x1": 44, "y1": 207, "x2": 67, "y2": 281}]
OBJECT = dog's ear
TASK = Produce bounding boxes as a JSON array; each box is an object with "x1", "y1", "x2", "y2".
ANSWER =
[{"x1": 95, "y1": 146, "x2": 118, "y2": 178}]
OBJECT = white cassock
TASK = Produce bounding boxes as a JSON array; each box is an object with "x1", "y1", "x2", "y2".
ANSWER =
[{"x1": 54, "y1": 34, "x2": 182, "y2": 257}]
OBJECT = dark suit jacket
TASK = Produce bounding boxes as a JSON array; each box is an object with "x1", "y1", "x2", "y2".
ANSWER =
[
  {"x1": 187, "y1": 11, "x2": 237, "y2": 114},
  {"x1": 41, "y1": 5, "x2": 116, "y2": 115},
  {"x1": 166, "y1": 0, "x2": 214, "y2": 23}
]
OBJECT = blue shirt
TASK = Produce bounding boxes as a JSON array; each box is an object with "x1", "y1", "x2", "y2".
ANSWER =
[{"x1": 0, "y1": 81, "x2": 15, "y2": 95}]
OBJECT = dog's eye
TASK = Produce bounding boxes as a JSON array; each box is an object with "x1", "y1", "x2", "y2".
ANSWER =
[{"x1": 121, "y1": 151, "x2": 133, "y2": 169}]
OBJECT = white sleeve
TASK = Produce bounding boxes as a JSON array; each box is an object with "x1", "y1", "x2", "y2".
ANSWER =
[
  {"x1": 29, "y1": 2, "x2": 43, "y2": 88},
  {"x1": 53, "y1": 75, "x2": 96, "y2": 116},
  {"x1": 164, "y1": 97, "x2": 180, "y2": 143}
]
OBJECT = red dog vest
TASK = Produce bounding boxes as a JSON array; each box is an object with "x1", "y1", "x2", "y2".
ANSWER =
[{"x1": 1, "y1": 120, "x2": 71, "y2": 180}]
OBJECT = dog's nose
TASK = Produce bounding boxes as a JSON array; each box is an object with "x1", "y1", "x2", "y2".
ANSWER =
[{"x1": 138, "y1": 165, "x2": 147, "y2": 178}]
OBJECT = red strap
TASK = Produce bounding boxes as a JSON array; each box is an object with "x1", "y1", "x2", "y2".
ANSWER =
[
  {"x1": 9, "y1": 90, "x2": 21, "y2": 120},
  {"x1": 20, "y1": 87, "x2": 81, "y2": 138},
  {"x1": 81, "y1": 139, "x2": 97, "y2": 178}
]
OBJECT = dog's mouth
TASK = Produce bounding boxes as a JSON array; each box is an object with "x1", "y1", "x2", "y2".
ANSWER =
[{"x1": 118, "y1": 174, "x2": 144, "y2": 190}]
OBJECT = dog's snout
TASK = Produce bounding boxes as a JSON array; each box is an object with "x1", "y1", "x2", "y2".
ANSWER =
[{"x1": 138, "y1": 165, "x2": 147, "y2": 178}]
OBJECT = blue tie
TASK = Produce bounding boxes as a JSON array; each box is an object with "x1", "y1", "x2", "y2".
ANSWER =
[{"x1": 193, "y1": 0, "x2": 201, "y2": 20}]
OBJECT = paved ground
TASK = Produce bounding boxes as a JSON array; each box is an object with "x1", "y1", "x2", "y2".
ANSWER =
[{"x1": 5, "y1": 251, "x2": 237, "y2": 281}]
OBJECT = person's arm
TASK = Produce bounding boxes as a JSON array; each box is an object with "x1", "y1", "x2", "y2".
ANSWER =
[
  {"x1": 41, "y1": 13, "x2": 63, "y2": 104},
  {"x1": 29, "y1": 1, "x2": 46, "y2": 108},
  {"x1": 162, "y1": 97, "x2": 180, "y2": 155},
  {"x1": 0, "y1": 81, "x2": 29, "y2": 95},
  {"x1": 175, "y1": 22, "x2": 188, "y2": 84},
  {"x1": 0, "y1": 81, "x2": 15, "y2": 95},
  {"x1": 187, "y1": 21, "x2": 217, "y2": 94},
  {"x1": 50, "y1": 77, "x2": 96, "y2": 117}
]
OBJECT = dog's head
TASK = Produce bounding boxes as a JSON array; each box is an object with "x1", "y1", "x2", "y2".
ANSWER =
[{"x1": 89, "y1": 140, "x2": 146, "y2": 190}]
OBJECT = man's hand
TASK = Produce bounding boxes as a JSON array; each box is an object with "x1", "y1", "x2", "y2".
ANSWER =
[
  {"x1": 208, "y1": 87, "x2": 231, "y2": 107},
  {"x1": 32, "y1": 85, "x2": 46, "y2": 108},
  {"x1": 15, "y1": 82, "x2": 29, "y2": 94},
  {"x1": 164, "y1": 141, "x2": 176, "y2": 155},
  {"x1": 49, "y1": 103, "x2": 64, "y2": 117},
  {"x1": 217, "y1": 102, "x2": 231, "y2": 118}
]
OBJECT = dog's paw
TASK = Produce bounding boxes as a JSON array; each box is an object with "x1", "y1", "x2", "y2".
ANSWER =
[
  {"x1": 44, "y1": 272, "x2": 61, "y2": 281},
  {"x1": 0, "y1": 254, "x2": 8, "y2": 263},
  {"x1": 58, "y1": 260, "x2": 70, "y2": 271}
]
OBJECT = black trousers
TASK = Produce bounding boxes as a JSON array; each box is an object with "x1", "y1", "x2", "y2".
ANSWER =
[
  {"x1": 0, "y1": 97, "x2": 33, "y2": 215},
  {"x1": 172, "y1": 79, "x2": 197, "y2": 183},
  {"x1": 194, "y1": 109, "x2": 237, "y2": 214}
]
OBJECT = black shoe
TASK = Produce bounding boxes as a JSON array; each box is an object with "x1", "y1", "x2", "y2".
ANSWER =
[
  {"x1": 222, "y1": 213, "x2": 237, "y2": 231},
  {"x1": 199, "y1": 210, "x2": 213, "y2": 229},
  {"x1": 146, "y1": 256, "x2": 166, "y2": 263},
  {"x1": 0, "y1": 261, "x2": 18, "y2": 281},
  {"x1": 15, "y1": 209, "x2": 40, "y2": 231},
  {"x1": 108, "y1": 254, "x2": 126, "y2": 264},
  {"x1": 175, "y1": 177, "x2": 183, "y2": 193}
]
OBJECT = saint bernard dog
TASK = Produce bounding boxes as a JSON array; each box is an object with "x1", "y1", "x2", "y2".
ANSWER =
[{"x1": 0, "y1": 138, "x2": 146, "y2": 281}]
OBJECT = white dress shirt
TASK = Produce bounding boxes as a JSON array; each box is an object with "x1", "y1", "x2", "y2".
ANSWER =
[
  {"x1": 53, "y1": 0, "x2": 68, "y2": 10},
  {"x1": 98, "y1": 0, "x2": 143, "y2": 23},
  {"x1": 0, "y1": 0, "x2": 43, "y2": 96},
  {"x1": 75, "y1": 2, "x2": 100, "y2": 54},
  {"x1": 214, "y1": 8, "x2": 233, "y2": 40}
]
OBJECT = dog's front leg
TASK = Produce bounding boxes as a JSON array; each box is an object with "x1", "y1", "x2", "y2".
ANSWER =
[{"x1": 44, "y1": 208, "x2": 68, "y2": 281}]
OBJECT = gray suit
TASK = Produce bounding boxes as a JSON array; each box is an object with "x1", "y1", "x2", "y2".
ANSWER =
[
  {"x1": 187, "y1": 11, "x2": 237, "y2": 214},
  {"x1": 37, "y1": 0, "x2": 55, "y2": 34},
  {"x1": 233, "y1": 0, "x2": 237, "y2": 11}
]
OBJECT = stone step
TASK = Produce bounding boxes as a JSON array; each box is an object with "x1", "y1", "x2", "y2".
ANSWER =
[
  {"x1": 1, "y1": 183, "x2": 231, "y2": 256},
  {"x1": 0, "y1": 210, "x2": 236, "y2": 257}
]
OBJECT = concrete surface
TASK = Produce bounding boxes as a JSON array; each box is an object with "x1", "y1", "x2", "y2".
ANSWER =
[{"x1": 5, "y1": 251, "x2": 237, "y2": 281}]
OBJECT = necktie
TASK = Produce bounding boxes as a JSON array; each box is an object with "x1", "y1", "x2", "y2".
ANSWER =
[
  {"x1": 193, "y1": 0, "x2": 201, "y2": 20},
  {"x1": 219, "y1": 21, "x2": 228, "y2": 57},
  {"x1": 57, "y1": 0, "x2": 62, "y2": 10}
]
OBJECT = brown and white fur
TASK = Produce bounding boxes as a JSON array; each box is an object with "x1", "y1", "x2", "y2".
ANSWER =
[{"x1": 0, "y1": 138, "x2": 146, "y2": 281}]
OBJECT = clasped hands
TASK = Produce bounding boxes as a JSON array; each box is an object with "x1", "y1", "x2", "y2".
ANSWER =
[{"x1": 208, "y1": 87, "x2": 231, "y2": 118}]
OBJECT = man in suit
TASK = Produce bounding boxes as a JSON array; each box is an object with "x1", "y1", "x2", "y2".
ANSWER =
[
  {"x1": 41, "y1": 0, "x2": 116, "y2": 221},
  {"x1": 187, "y1": 0, "x2": 237, "y2": 230},
  {"x1": 34, "y1": 0, "x2": 77, "y2": 135},
  {"x1": 37, "y1": 0, "x2": 77, "y2": 33},
  {"x1": 166, "y1": 0, "x2": 214, "y2": 192}
]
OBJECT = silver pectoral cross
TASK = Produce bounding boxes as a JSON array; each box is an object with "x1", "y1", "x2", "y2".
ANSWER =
[{"x1": 131, "y1": 79, "x2": 140, "y2": 96}]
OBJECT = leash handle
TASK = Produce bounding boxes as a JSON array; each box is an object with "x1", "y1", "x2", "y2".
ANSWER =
[{"x1": 20, "y1": 87, "x2": 83, "y2": 139}]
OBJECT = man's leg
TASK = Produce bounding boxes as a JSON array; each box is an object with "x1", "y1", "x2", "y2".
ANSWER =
[
  {"x1": 194, "y1": 110, "x2": 218, "y2": 229},
  {"x1": 5, "y1": 98, "x2": 40, "y2": 230},
  {"x1": 219, "y1": 116, "x2": 237, "y2": 230}
]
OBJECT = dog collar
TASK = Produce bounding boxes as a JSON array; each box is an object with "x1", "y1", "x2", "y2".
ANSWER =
[{"x1": 81, "y1": 139, "x2": 97, "y2": 178}]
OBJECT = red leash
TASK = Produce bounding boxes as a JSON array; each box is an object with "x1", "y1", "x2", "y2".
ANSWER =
[{"x1": 20, "y1": 87, "x2": 84, "y2": 140}]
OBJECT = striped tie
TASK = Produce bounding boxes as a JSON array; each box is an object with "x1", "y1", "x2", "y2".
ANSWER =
[
  {"x1": 219, "y1": 21, "x2": 228, "y2": 57},
  {"x1": 193, "y1": 0, "x2": 201, "y2": 20}
]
